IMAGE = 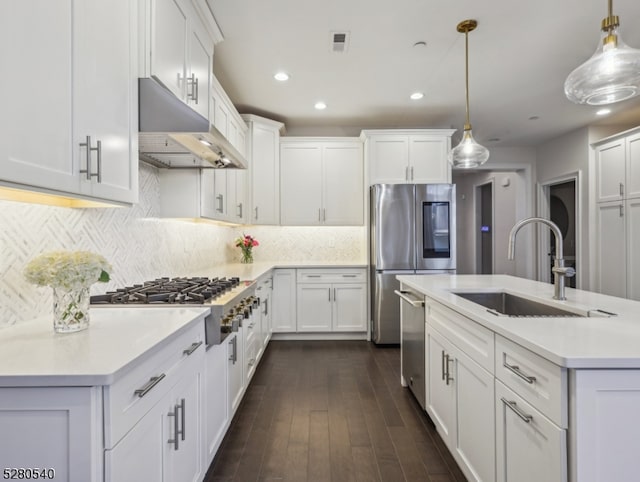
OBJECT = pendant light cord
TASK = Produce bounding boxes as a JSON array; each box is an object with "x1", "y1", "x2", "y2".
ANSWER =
[{"x1": 464, "y1": 30, "x2": 471, "y2": 131}]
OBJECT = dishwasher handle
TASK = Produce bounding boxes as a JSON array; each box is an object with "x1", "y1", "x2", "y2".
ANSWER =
[{"x1": 394, "y1": 290, "x2": 425, "y2": 308}]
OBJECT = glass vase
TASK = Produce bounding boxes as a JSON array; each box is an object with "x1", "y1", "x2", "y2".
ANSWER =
[
  {"x1": 240, "y1": 250, "x2": 253, "y2": 264},
  {"x1": 52, "y1": 286, "x2": 90, "y2": 333}
]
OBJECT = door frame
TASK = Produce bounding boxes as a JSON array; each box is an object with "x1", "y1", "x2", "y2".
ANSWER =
[
  {"x1": 536, "y1": 171, "x2": 582, "y2": 288},
  {"x1": 474, "y1": 179, "x2": 495, "y2": 274}
]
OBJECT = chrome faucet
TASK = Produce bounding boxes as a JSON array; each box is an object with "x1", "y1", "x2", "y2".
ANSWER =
[{"x1": 507, "y1": 217, "x2": 575, "y2": 300}]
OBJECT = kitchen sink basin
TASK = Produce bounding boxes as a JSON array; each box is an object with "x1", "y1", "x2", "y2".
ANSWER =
[{"x1": 452, "y1": 291, "x2": 585, "y2": 317}]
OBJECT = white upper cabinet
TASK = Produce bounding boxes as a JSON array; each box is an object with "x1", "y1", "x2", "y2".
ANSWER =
[
  {"x1": 0, "y1": 0, "x2": 138, "y2": 205},
  {"x1": 243, "y1": 115, "x2": 285, "y2": 225},
  {"x1": 280, "y1": 139, "x2": 363, "y2": 226},
  {"x1": 147, "y1": 0, "x2": 213, "y2": 120},
  {"x1": 362, "y1": 129, "x2": 455, "y2": 186},
  {"x1": 594, "y1": 127, "x2": 640, "y2": 203}
]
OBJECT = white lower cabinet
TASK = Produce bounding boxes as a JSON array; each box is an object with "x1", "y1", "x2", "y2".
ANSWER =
[
  {"x1": 227, "y1": 331, "x2": 245, "y2": 417},
  {"x1": 296, "y1": 269, "x2": 367, "y2": 333},
  {"x1": 256, "y1": 275, "x2": 273, "y2": 349},
  {"x1": 495, "y1": 381, "x2": 566, "y2": 482},
  {"x1": 425, "y1": 322, "x2": 495, "y2": 482}
]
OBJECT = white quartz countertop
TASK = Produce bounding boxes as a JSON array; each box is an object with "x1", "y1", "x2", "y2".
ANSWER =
[
  {"x1": 0, "y1": 307, "x2": 210, "y2": 387},
  {"x1": 396, "y1": 274, "x2": 640, "y2": 369},
  {"x1": 187, "y1": 260, "x2": 368, "y2": 282}
]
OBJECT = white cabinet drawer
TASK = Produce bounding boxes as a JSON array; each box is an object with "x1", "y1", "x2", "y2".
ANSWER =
[
  {"x1": 297, "y1": 268, "x2": 366, "y2": 283},
  {"x1": 426, "y1": 298, "x2": 494, "y2": 373},
  {"x1": 495, "y1": 335, "x2": 567, "y2": 428},
  {"x1": 495, "y1": 380, "x2": 567, "y2": 482},
  {"x1": 103, "y1": 321, "x2": 205, "y2": 448}
]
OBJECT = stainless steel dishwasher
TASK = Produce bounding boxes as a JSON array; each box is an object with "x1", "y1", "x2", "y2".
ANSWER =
[{"x1": 395, "y1": 285, "x2": 426, "y2": 410}]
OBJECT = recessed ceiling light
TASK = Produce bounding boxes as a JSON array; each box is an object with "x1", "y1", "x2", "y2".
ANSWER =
[
  {"x1": 410, "y1": 92, "x2": 424, "y2": 100},
  {"x1": 596, "y1": 108, "x2": 611, "y2": 116},
  {"x1": 274, "y1": 72, "x2": 289, "y2": 81},
  {"x1": 314, "y1": 101, "x2": 327, "y2": 110}
]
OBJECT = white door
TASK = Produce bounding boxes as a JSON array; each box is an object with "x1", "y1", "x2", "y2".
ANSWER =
[
  {"x1": 626, "y1": 198, "x2": 640, "y2": 301},
  {"x1": 425, "y1": 327, "x2": 456, "y2": 445},
  {"x1": 251, "y1": 124, "x2": 280, "y2": 224},
  {"x1": 0, "y1": 1, "x2": 78, "y2": 194},
  {"x1": 596, "y1": 201, "x2": 626, "y2": 297},
  {"x1": 151, "y1": 0, "x2": 187, "y2": 100},
  {"x1": 165, "y1": 367, "x2": 204, "y2": 482},
  {"x1": 626, "y1": 132, "x2": 640, "y2": 200},
  {"x1": 595, "y1": 139, "x2": 625, "y2": 203},
  {"x1": 454, "y1": 347, "x2": 495, "y2": 482},
  {"x1": 332, "y1": 284, "x2": 367, "y2": 331},
  {"x1": 296, "y1": 284, "x2": 332, "y2": 332},
  {"x1": 368, "y1": 136, "x2": 409, "y2": 184},
  {"x1": 409, "y1": 135, "x2": 451, "y2": 184},
  {"x1": 495, "y1": 381, "x2": 567, "y2": 482},
  {"x1": 280, "y1": 144, "x2": 323, "y2": 225},
  {"x1": 75, "y1": 0, "x2": 137, "y2": 203},
  {"x1": 272, "y1": 269, "x2": 297, "y2": 332},
  {"x1": 187, "y1": 24, "x2": 211, "y2": 120},
  {"x1": 323, "y1": 144, "x2": 364, "y2": 225},
  {"x1": 205, "y1": 342, "x2": 228, "y2": 465}
]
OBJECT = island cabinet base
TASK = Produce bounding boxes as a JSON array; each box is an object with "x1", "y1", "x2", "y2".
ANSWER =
[
  {"x1": 0, "y1": 386, "x2": 103, "y2": 482},
  {"x1": 571, "y1": 370, "x2": 640, "y2": 482}
]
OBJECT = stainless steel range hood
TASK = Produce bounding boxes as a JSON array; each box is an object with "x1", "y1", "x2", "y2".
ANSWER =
[{"x1": 138, "y1": 77, "x2": 247, "y2": 169}]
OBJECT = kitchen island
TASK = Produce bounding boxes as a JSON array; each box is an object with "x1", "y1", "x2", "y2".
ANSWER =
[{"x1": 397, "y1": 274, "x2": 640, "y2": 482}]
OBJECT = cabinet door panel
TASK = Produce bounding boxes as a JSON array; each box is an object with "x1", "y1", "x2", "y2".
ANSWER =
[
  {"x1": 495, "y1": 381, "x2": 566, "y2": 482},
  {"x1": 280, "y1": 145, "x2": 323, "y2": 225},
  {"x1": 332, "y1": 284, "x2": 367, "y2": 331},
  {"x1": 409, "y1": 135, "x2": 450, "y2": 184},
  {"x1": 272, "y1": 269, "x2": 297, "y2": 332},
  {"x1": 188, "y1": 25, "x2": 211, "y2": 120},
  {"x1": 228, "y1": 332, "x2": 245, "y2": 415},
  {"x1": 75, "y1": 0, "x2": 136, "y2": 203},
  {"x1": 323, "y1": 145, "x2": 364, "y2": 225},
  {"x1": 0, "y1": 1, "x2": 77, "y2": 193},
  {"x1": 596, "y1": 202, "x2": 626, "y2": 297},
  {"x1": 368, "y1": 136, "x2": 409, "y2": 184},
  {"x1": 455, "y1": 347, "x2": 495, "y2": 482},
  {"x1": 595, "y1": 139, "x2": 625, "y2": 203},
  {"x1": 205, "y1": 342, "x2": 228, "y2": 465},
  {"x1": 151, "y1": 0, "x2": 187, "y2": 100},
  {"x1": 627, "y1": 133, "x2": 640, "y2": 199},
  {"x1": 296, "y1": 284, "x2": 332, "y2": 332},
  {"x1": 251, "y1": 124, "x2": 280, "y2": 224},
  {"x1": 425, "y1": 327, "x2": 456, "y2": 445},
  {"x1": 626, "y1": 198, "x2": 640, "y2": 301}
]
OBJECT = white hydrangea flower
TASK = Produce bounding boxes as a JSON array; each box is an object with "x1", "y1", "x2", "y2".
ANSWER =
[{"x1": 24, "y1": 250, "x2": 111, "y2": 290}]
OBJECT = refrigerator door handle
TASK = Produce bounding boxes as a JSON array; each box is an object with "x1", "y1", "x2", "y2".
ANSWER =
[{"x1": 394, "y1": 290, "x2": 425, "y2": 307}]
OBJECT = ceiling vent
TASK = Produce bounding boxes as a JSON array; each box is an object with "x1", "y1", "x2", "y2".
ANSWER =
[{"x1": 330, "y1": 31, "x2": 350, "y2": 53}]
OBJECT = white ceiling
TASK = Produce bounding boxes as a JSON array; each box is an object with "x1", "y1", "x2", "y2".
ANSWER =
[{"x1": 206, "y1": 0, "x2": 640, "y2": 146}]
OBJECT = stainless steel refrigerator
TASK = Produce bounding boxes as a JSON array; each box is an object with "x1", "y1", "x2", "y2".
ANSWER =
[{"x1": 370, "y1": 183, "x2": 456, "y2": 344}]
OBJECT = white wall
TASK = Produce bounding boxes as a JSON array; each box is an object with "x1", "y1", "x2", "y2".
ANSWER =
[{"x1": 0, "y1": 164, "x2": 366, "y2": 328}]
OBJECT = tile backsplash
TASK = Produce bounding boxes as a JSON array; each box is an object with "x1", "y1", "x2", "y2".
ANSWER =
[{"x1": 0, "y1": 164, "x2": 365, "y2": 327}]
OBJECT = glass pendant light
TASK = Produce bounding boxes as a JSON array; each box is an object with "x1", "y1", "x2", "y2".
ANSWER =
[
  {"x1": 564, "y1": 0, "x2": 640, "y2": 105},
  {"x1": 449, "y1": 19, "x2": 490, "y2": 169}
]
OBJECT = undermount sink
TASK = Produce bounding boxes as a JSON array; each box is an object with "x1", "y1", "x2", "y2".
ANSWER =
[{"x1": 452, "y1": 291, "x2": 586, "y2": 318}]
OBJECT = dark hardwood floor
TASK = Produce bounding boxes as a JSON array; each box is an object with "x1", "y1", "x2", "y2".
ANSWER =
[{"x1": 205, "y1": 340, "x2": 467, "y2": 482}]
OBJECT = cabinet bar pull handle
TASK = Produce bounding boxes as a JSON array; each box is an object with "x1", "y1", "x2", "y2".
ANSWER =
[
  {"x1": 79, "y1": 135, "x2": 101, "y2": 181},
  {"x1": 503, "y1": 361, "x2": 536, "y2": 384},
  {"x1": 342, "y1": 274, "x2": 357, "y2": 278},
  {"x1": 328, "y1": 288, "x2": 331, "y2": 302},
  {"x1": 333, "y1": 288, "x2": 336, "y2": 301},
  {"x1": 441, "y1": 350, "x2": 446, "y2": 381},
  {"x1": 445, "y1": 354, "x2": 454, "y2": 385},
  {"x1": 620, "y1": 204, "x2": 624, "y2": 217},
  {"x1": 168, "y1": 404, "x2": 179, "y2": 450},
  {"x1": 620, "y1": 182, "x2": 624, "y2": 196},
  {"x1": 183, "y1": 341, "x2": 203, "y2": 356},
  {"x1": 307, "y1": 275, "x2": 321, "y2": 278},
  {"x1": 323, "y1": 208, "x2": 326, "y2": 222},
  {"x1": 394, "y1": 290, "x2": 425, "y2": 308},
  {"x1": 501, "y1": 398, "x2": 533, "y2": 423},
  {"x1": 232, "y1": 335, "x2": 237, "y2": 362},
  {"x1": 179, "y1": 398, "x2": 186, "y2": 441},
  {"x1": 134, "y1": 373, "x2": 166, "y2": 398},
  {"x1": 264, "y1": 298, "x2": 269, "y2": 316},
  {"x1": 254, "y1": 206, "x2": 258, "y2": 220},
  {"x1": 217, "y1": 194, "x2": 224, "y2": 213},
  {"x1": 229, "y1": 336, "x2": 237, "y2": 363},
  {"x1": 238, "y1": 203, "x2": 243, "y2": 218}
]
